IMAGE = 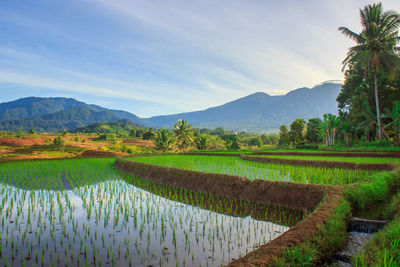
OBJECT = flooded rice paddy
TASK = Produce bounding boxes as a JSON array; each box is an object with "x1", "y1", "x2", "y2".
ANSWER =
[{"x1": 0, "y1": 158, "x2": 298, "y2": 267}]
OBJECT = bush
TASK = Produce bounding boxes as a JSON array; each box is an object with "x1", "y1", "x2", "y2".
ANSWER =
[{"x1": 345, "y1": 171, "x2": 397, "y2": 209}]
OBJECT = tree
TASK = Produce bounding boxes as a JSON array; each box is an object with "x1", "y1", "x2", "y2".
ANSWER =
[
  {"x1": 154, "y1": 129, "x2": 175, "y2": 152},
  {"x1": 339, "y1": 3, "x2": 400, "y2": 141},
  {"x1": 279, "y1": 125, "x2": 290, "y2": 146},
  {"x1": 29, "y1": 129, "x2": 36, "y2": 134},
  {"x1": 382, "y1": 100, "x2": 400, "y2": 144},
  {"x1": 289, "y1": 119, "x2": 306, "y2": 145},
  {"x1": 305, "y1": 118, "x2": 322, "y2": 144},
  {"x1": 322, "y1": 114, "x2": 340, "y2": 146},
  {"x1": 53, "y1": 136, "x2": 65, "y2": 150},
  {"x1": 195, "y1": 135, "x2": 209, "y2": 150},
  {"x1": 248, "y1": 137, "x2": 262, "y2": 147},
  {"x1": 225, "y1": 134, "x2": 240, "y2": 150},
  {"x1": 142, "y1": 128, "x2": 155, "y2": 140},
  {"x1": 174, "y1": 119, "x2": 194, "y2": 150},
  {"x1": 129, "y1": 129, "x2": 136, "y2": 137}
]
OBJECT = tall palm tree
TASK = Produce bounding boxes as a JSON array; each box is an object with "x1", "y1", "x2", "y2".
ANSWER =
[
  {"x1": 339, "y1": 3, "x2": 400, "y2": 141},
  {"x1": 174, "y1": 119, "x2": 194, "y2": 150},
  {"x1": 154, "y1": 129, "x2": 175, "y2": 152}
]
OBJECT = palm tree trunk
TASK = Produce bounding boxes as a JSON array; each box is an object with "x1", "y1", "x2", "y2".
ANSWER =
[{"x1": 374, "y1": 71, "x2": 382, "y2": 142}]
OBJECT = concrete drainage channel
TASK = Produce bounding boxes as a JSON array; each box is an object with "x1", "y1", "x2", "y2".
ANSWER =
[{"x1": 334, "y1": 217, "x2": 387, "y2": 266}]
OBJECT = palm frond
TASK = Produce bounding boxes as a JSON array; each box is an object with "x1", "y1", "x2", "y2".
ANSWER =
[{"x1": 338, "y1": 27, "x2": 365, "y2": 43}]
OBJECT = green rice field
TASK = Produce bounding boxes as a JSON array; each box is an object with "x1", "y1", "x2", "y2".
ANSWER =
[
  {"x1": 128, "y1": 155, "x2": 378, "y2": 185},
  {"x1": 0, "y1": 158, "x2": 295, "y2": 267},
  {"x1": 256, "y1": 155, "x2": 400, "y2": 164}
]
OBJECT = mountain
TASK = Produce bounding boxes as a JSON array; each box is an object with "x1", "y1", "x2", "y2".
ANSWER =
[
  {"x1": 69, "y1": 119, "x2": 143, "y2": 134},
  {"x1": 145, "y1": 82, "x2": 342, "y2": 132},
  {"x1": 0, "y1": 106, "x2": 128, "y2": 132},
  {"x1": 0, "y1": 97, "x2": 145, "y2": 125},
  {"x1": 0, "y1": 81, "x2": 342, "y2": 133},
  {"x1": 0, "y1": 97, "x2": 147, "y2": 132}
]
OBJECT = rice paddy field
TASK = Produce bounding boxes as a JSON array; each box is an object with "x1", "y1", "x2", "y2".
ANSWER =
[
  {"x1": 128, "y1": 155, "x2": 378, "y2": 185},
  {"x1": 0, "y1": 158, "x2": 296, "y2": 267},
  {"x1": 256, "y1": 155, "x2": 400, "y2": 164}
]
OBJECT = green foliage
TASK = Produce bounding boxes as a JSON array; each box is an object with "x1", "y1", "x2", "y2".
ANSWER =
[
  {"x1": 195, "y1": 135, "x2": 208, "y2": 150},
  {"x1": 354, "y1": 193, "x2": 400, "y2": 266},
  {"x1": 154, "y1": 129, "x2": 175, "y2": 152},
  {"x1": 305, "y1": 118, "x2": 322, "y2": 144},
  {"x1": 16, "y1": 129, "x2": 23, "y2": 138},
  {"x1": 174, "y1": 119, "x2": 194, "y2": 150},
  {"x1": 279, "y1": 125, "x2": 290, "y2": 146},
  {"x1": 70, "y1": 119, "x2": 143, "y2": 135},
  {"x1": 224, "y1": 135, "x2": 240, "y2": 150},
  {"x1": 276, "y1": 199, "x2": 350, "y2": 266},
  {"x1": 289, "y1": 119, "x2": 306, "y2": 145},
  {"x1": 322, "y1": 113, "x2": 339, "y2": 146},
  {"x1": 345, "y1": 171, "x2": 396, "y2": 209},
  {"x1": 52, "y1": 136, "x2": 65, "y2": 150},
  {"x1": 142, "y1": 128, "x2": 155, "y2": 140},
  {"x1": 29, "y1": 129, "x2": 36, "y2": 134},
  {"x1": 382, "y1": 100, "x2": 400, "y2": 145},
  {"x1": 339, "y1": 3, "x2": 400, "y2": 142}
]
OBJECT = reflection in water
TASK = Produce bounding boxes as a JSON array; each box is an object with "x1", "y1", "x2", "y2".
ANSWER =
[{"x1": 0, "y1": 159, "x2": 292, "y2": 267}]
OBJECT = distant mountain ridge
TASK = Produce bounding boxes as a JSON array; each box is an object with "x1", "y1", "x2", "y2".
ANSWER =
[
  {"x1": 145, "y1": 82, "x2": 342, "y2": 132},
  {"x1": 0, "y1": 81, "x2": 342, "y2": 132}
]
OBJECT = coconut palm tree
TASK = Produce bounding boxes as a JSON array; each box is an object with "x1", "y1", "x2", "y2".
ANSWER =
[
  {"x1": 195, "y1": 135, "x2": 208, "y2": 150},
  {"x1": 339, "y1": 3, "x2": 400, "y2": 141},
  {"x1": 174, "y1": 119, "x2": 194, "y2": 150},
  {"x1": 154, "y1": 129, "x2": 175, "y2": 152}
]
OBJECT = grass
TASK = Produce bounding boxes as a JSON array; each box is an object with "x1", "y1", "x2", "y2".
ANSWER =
[
  {"x1": 257, "y1": 154, "x2": 400, "y2": 164},
  {"x1": 127, "y1": 155, "x2": 377, "y2": 185},
  {"x1": 345, "y1": 168, "x2": 400, "y2": 209},
  {"x1": 275, "y1": 198, "x2": 350, "y2": 266},
  {"x1": 353, "y1": 192, "x2": 400, "y2": 266}
]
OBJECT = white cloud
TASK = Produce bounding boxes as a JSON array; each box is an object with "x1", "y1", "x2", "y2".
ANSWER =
[{"x1": 0, "y1": 0, "x2": 399, "y2": 116}]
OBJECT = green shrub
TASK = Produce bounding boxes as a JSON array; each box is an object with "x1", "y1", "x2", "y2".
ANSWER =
[{"x1": 345, "y1": 171, "x2": 395, "y2": 209}]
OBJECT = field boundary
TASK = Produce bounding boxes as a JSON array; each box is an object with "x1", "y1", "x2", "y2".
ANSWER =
[{"x1": 240, "y1": 154, "x2": 396, "y2": 171}]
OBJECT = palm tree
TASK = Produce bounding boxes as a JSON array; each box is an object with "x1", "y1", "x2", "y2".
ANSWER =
[
  {"x1": 195, "y1": 135, "x2": 208, "y2": 150},
  {"x1": 339, "y1": 3, "x2": 400, "y2": 141},
  {"x1": 382, "y1": 100, "x2": 400, "y2": 145},
  {"x1": 154, "y1": 129, "x2": 175, "y2": 152},
  {"x1": 174, "y1": 119, "x2": 194, "y2": 150},
  {"x1": 357, "y1": 101, "x2": 391, "y2": 142},
  {"x1": 321, "y1": 113, "x2": 339, "y2": 146}
]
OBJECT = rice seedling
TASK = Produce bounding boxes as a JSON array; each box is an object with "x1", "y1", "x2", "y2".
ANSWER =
[
  {"x1": 128, "y1": 155, "x2": 377, "y2": 185},
  {"x1": 0, "y1": 158, "x2": 293, "y2": 266},
  {"x1": 257, "y1": 154, "x2": 400, "y2": 164}
]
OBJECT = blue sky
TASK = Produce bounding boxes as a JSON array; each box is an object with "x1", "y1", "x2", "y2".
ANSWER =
[{"x1": 0, "y1": 0, "x2": 399, "y2": 117}]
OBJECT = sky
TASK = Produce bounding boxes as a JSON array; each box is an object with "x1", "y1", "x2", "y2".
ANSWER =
[{"x1": 0, "y1": 0, "x2": 399, "y2": 117}]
